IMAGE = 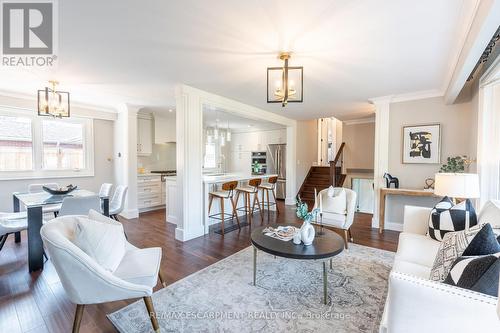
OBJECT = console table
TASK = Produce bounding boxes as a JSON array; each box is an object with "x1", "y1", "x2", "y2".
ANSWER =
[{"x1": 379, "y1": 188, "x2": 437, "y2": 233}]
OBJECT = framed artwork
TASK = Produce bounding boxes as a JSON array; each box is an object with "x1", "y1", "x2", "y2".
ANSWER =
[{"x1": 402, "y1": 124, "x2": 441, "y2": 164}]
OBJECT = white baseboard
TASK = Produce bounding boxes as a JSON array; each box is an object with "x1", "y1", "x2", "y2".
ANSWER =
[
  {"x1": 371, "y1": 217, "x2": 403, "y2": 232},
  {"x1": 119, "y1": 208, "x2": 139, "y2": 219},
  {"x1": 167, "y1": 215, "x2": 178, "y2": 225},
  {"x1": 382, "y1": 221, "x2": 404, "y2": 232}
]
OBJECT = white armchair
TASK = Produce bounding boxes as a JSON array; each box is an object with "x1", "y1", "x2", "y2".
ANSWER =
[
  {"x1": 314, "y1": 187, "x2": 357, "y2": 249},
  {"x1": 40, "y1": 215, "x2": 166, "y2": 332}
]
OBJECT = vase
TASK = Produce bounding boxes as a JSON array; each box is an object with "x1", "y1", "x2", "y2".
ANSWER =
[{"x1": 300, "y1": 218, "x2": 315, "y2": 246}]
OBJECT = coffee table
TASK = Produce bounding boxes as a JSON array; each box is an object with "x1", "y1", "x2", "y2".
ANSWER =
[{"x1": 251, "y1": 224, "x2": 344, "y2": 304}]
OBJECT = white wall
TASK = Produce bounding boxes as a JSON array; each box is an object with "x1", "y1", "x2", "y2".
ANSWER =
[
  {"x1": 0, "y1": 118, "x2": 114, "y2": 212},
  {"x1": 384, "y1": 96, "x2": 477, "y2": 227},
  {"x1": 296, "y1": 120, "x2": 318, "y2": 190}
]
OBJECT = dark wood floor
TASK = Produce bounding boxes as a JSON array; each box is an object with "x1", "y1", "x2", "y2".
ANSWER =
[{"x1": 0, "y1": 201, "x2": 399, "y2": 333}]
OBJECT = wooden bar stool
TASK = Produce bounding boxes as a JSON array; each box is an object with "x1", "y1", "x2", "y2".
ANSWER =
[
  {"x1": 258, "y1": 176, "x2": 280, "y2": 218},
  {"x1": 208, "y1": 181, "x2": 240, "y2": 235},
  {"x1": 235, "y1": 178, "x2": 264, "y2": 224}
]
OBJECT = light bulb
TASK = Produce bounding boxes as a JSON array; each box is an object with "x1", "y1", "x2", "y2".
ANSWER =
[{"x1": 227, "y1": 131, "x2": 231, "y2": 142}]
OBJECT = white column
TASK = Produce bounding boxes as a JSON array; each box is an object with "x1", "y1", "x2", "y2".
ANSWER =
[
  {"x1": 285, "y1": 124, "x2": 297, "y2": 205},
  {"x1": 174, "y1": 85, "x2": 205, "y2": 241},
  {"x1": 370, "y1": 96, "x2": 392, "y2": 229},
  {"x1": 114, "y1": 104, "x2": 140, "y2": 219}
]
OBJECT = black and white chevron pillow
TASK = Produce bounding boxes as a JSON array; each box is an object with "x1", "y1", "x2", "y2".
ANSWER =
[
  {"x1": 428, "y1": 197, "x2": 477, "y2": 241},
  {"x1": 444, "y1": 253, "x2": 500, "y2": 297}
]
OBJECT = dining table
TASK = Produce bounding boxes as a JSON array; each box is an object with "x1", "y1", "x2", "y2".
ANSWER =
[{"x1": 12, "y1": 189, "x2": 110, "y2": 272}]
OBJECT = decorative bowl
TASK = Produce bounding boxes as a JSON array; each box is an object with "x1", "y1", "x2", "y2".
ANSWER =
[{"x1": 42, "y1": 184, "x2": 77, "y2": 195}]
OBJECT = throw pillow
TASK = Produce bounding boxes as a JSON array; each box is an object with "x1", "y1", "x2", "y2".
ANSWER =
[
  {"x1": 462, "y1": 223, "x2": 500, "y2": 256},
  {"x1": 428, "y1": 197, "x2": 477, "y2": 241},
  {"x1": 429, "y1": 223, "x2": 483, "y2": 282},
  {"x1": 73, "y1": 216, "x2": 126, "y2": 272},
  {"x1": 478, "y1": 199, "x2": 500, "y2": 229},
  {"x1": 444, "y1": 253, "x2": 500, "y2": 297},
  {"x1": 323, "y1": 187, "x2": 346, "y2": 214}
]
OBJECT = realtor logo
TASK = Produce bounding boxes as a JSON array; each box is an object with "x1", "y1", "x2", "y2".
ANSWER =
[{"x1": 1, "y1": 0, "x2": 57, "y2": 66}]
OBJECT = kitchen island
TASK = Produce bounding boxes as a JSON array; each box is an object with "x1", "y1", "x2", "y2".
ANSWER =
[{"x1": 203, "y1": 173, "x2": 278, "y2": 234}]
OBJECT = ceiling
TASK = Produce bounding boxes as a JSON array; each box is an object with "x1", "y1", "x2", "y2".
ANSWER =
[
  {"x1": 0, "y1": 0, "x2": 477, "y2": 120},
  {"x1": 203, "y1": 107, "x2": 285, "y2": 133}
]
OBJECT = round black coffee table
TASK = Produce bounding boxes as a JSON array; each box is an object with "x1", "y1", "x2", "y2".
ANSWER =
[{"x1": 251, "y1": 224, "x2": 345, "y2": 304}]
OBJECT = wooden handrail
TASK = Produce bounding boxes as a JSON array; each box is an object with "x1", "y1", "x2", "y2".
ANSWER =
[{"x1": 330, "y1": 142, "x2": 345, "y2": 186}]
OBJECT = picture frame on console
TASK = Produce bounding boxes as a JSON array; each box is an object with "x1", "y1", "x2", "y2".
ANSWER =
[{"x1": 402, "y1": 123, "x2": 441, "y2": 164}]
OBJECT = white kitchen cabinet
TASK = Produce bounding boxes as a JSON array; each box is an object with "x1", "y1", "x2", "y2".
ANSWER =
[
  {"x1": 229, "y1": 151, "x2": 251, "y2": 173},
  {"x1": 165, "y1": 178, "x2": 178, "y2": 225},
  {"x1": 137, "y1": 175, "x2": 163, "y2": 210},
  {"x1": 137, "y1": 116, "x2": 153, "y2": 156},
  {"x1": 154, "y1": 115, "x2": 176, "y2": 144}
]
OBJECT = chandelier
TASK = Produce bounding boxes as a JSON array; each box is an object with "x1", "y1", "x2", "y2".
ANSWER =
[
  {"x1": 37, "y1": 80, "x2": 70, "y2": 118},
  {"x1": 267, "y1": 52, "x2": 303, "y2": 107}
]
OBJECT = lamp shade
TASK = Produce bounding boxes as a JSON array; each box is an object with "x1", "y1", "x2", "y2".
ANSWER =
[{"x1": 434, "y1": 173, "x2": 480, "y2": 198}]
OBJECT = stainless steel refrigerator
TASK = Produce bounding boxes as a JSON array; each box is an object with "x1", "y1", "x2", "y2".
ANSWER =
[{"x1": 267, "y1": 143, "x2": 286, "y2": 199}]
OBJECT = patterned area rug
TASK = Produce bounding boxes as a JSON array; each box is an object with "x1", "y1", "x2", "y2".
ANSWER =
[{"x1": 108, "y1": 244, "x2": 394, "y2": 333}]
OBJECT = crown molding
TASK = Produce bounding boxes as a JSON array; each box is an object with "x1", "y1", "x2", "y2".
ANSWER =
[
  {"x1": 391, "y1": 89, "x2": 444, "y2": 103},
  {"x1": 343, "y1": 117, "x2": 375, "y2": 125}
]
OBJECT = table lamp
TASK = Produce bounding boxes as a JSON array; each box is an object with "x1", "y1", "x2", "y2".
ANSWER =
[{"x1": 434, "y1": 173, "x2": 480, "y2": 202}]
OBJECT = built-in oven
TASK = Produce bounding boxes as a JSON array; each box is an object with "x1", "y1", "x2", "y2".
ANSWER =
[{"x1": 251, "y1": 151, "x2": 267, "y2": 174}]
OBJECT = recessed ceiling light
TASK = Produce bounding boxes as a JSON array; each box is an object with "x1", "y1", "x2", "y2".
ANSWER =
[{"x1": 168, "y1": 109, "x2": 173, "y2": 113}]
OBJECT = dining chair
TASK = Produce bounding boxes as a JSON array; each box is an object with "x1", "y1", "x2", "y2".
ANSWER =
[
  {"x1": 28, "y1": 183, "x2": 62, "y2": 217},
  {"x1": 109, "y1": 185, "x2": 128, "y2": 221},
  {"x1": 40, "y1": 214, "x2": 166, "y2": 333},
  {"x1": 58, "y1": 196, "x2": 101, "y2": 217},
  {"x1": 99, "y1": 183, "x2": 113, "y2": 214},
  {"x1": 0, "y1": 212, "x2": 27, "y2": 252},
  {"x1": 99, "y1": 183, "x2": 113, "y2": 198}
]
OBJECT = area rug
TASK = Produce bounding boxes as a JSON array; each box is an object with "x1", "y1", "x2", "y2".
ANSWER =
[{"x1": 108, "y1": 243, "x2": 394, "y2": 333}]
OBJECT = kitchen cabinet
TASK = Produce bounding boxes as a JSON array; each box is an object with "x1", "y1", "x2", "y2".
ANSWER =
[
  {"x1": 137, "y1": 175, "x2": 164, "y2": 211},
  {"x1": 137, "y1": 116, "x2": 153, "y2": 156},
  {"x1": 154, "y1": 115, "x2": 176, "y2": 144},
  {"x1": 165, "y1": 177, "x2": 178, "y2": 225}
]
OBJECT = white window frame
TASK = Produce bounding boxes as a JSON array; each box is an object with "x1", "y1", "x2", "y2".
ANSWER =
[{"x1": 0, "y1": 106, "x2": 94, "y2": 180}]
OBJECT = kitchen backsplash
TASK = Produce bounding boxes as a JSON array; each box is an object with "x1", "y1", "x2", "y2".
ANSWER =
[{"x1": 138, "y1": 143, "x2": 176, "y2": 171}]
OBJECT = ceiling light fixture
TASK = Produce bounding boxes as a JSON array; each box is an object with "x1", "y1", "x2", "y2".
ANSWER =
[
  {"x1": 37, "y1": 80, "x2": 70, "y2": 118},
  {"x1": 267, "y1": 52, "x2": 303, "y2": 107}
]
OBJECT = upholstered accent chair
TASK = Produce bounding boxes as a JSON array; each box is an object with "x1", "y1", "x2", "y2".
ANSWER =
[
  {"x1": 314, "y1": 187, "x2": 357, "y2": 249},
  {"x1": 41, "y1": 215, "x2": 166, "y2": 332}
]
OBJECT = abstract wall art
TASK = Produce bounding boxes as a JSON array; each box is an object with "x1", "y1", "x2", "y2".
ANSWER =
[{"x1": 402, "y1": 124, "x2": 441, "y2": 164}]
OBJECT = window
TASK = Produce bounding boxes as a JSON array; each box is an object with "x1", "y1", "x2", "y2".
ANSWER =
[
  {"x1": 0, "y1": 107, "x2": 94, "y2": 180},
  {"x1": 204, "y1": 142, "x2": 216, "y2": 168},
  {"x1": 0, "y1": 115, "x2": 33, "y2": 171},
  {"x1": 42, "y1": 120, "x2": 85, "y2": 170}
]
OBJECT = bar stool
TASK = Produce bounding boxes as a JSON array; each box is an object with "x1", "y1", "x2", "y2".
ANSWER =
[
  {"x1": 235, "y1": 178, "x2": 264, "y2": 224},
  {"x1": 208, "y1": 181, "x2": 240, "y2": 235},
  {"x1": 258, "y1": 176, "x2": 280, "y2": 217}
]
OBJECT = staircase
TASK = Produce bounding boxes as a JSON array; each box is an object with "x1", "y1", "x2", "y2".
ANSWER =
[{"x1": 298, "y1": 143, "x2": 347, "y2": 206}]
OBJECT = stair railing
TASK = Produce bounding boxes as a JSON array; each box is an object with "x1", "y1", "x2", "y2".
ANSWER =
[{"x1": 329, "y1": 142, "x2": 345, "y2": 187}]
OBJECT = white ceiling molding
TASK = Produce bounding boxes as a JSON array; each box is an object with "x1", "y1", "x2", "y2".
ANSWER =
[
  {"x1": 343, "y1": 117, "x2": 375, "y2": 126},
  {"x1": 390, "y1": 89, "x2": 444, "y2": 103},
  {"x1": 444, "y1": 0, "x2": 500, "y2": 104}
]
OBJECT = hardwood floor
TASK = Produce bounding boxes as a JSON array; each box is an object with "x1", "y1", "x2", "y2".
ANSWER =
[{"x1": 0, "y1": 201, "x2": 399, "y2": 333}]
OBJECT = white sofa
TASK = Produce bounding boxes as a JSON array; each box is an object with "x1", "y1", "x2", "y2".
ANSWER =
[{"x1": 380, "y1": 205, "x2": 500, "y2": 333}]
